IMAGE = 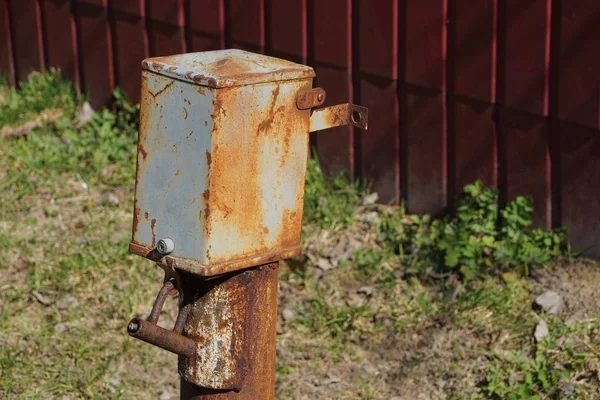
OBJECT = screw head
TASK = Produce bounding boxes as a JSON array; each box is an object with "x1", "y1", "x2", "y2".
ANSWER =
[
  {"x1": 156, "y1": 238, "x2": 175, "y2": 255},
  {"x1": 316, "y1": 93, "x2": 324, "y2": 102},
  {"x1": 127, "y1": 319, "x2": 140, "y2": 333}
]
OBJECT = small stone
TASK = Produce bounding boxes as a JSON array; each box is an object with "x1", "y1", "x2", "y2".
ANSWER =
[
  {"x1": 32, "y1": 290, "x2": 53, "y2": 306},
  {"x1": 346, "y1": 292, "x2": 365, "y2": 307},
  {"x1": 364, "y1": 364, "x2": 379, "y2": 376},
  {"x1": 565, "y1": 310, "x2": 586, "y2": 326},
  {"x1": 534, "y1": 319, "x2": 549, "y2": 342},
  {"x1": 54, "y1": 322, "x2": 70, "y2": 334},
  {"x1": 535, "y1": 291, "x2": 565, "y2": 315},
  {"x1": 74, "y1": 101, "x2": 94, "y2": 128},
  {"x1": 282, "y1": 308, "x2": 296, "y2": 322},
  {"x1": 105, "y1": 192, "x2": 120, "y2": 206},
  {"x1": 316, "y1": 257, "x2": 334, "y2": 271},
  {"x1": 106, "y1": 378, "x2": 120, "y2": 394},
  {"x1": 75, "y1": 237, "x2": 88, "y2": 246},
  {"x1": 356, "y1": 211, "x2": 381, "y2": 224},
  {"x1": 57, "y1": 295, "x2": 79, "y2": 311},
  {"x1": 158, "y1": 389, "x2": 174, "y2": 400},
  {"x1": 320, "y1": 376, "x2": 340, "y2": 385},
  {"x1": 341, "y1": 238, "x2": 363, "y2": 260},
  {"x1": 362, "y1": 192, "x2": 379, "y2": 205},
  {"x1": 558, "y1": 375, "x2": 575, "y2": 396},
  {"x1": 357, "y1": 286, "x2": 375, "y2": 297}
]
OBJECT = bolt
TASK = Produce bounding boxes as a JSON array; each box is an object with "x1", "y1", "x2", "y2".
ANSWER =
[
  {"x1": 157, "y1": 238, "x2": 175, "y2": 255},
  {"x1": 127, "y1": 319, "x2": 140, "y2": 334},
  {"x1": 316, "y1": 93, "x2": 324, "y2": 103}
]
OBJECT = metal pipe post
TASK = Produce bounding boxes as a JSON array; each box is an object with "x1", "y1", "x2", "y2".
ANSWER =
[{"x1": 179, "y1": 262, "x2": 279, "y2": 399}]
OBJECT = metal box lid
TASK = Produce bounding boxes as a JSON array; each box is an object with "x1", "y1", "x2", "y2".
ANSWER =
[{"x1": 141, "y1": 49, "x2": 315, "y2": 88}]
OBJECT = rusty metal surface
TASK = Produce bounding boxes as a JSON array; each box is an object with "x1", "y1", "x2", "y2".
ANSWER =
[
  {"x1": 296, "y1": 87, "x2": 326, "y2": 110},
  {"x1": 180, "y1": 262, "x2": 279, "y2": 399},
  {"x1": 179, "y1": 272, "x2": 249, "y2": 389},
  {"x1": 128, "y1": 279, "x2": 196, "y2": 358},
  {"x1": 141, "y1": 49, "x2": 315, "y2": 88},
  {"x1": 128, "y1": 242, "x2": 299, "y2": 278},
  {"x1": 147, "y1": 279, "x2": 175, "y2": 324},
  {"x1": 132, "y1": 70, "x2": 213, "y2": 267},
  {"x1": 127, "y1": 317, "x2": 196, "y2": 358},
  {"x1": 132, "y1": 51, "x2": 312, "y2": 277},
  {"x1": 309, "y1": 103, "x2": 369, "y2": 132}
]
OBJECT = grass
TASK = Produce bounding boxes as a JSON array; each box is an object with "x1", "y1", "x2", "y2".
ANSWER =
[
  {"x1": 1, "y1": 70, "x2": 599, "y2": 399},
  {"x1": 303, "y1": 156, "x2": 367, "y2": 230},
  {"x1": 0, "y1": 70, "x2": 172, "y2": 398}
]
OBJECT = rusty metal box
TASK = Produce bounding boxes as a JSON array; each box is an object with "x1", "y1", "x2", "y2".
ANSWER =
[{"x1": 129, "y1": 49, "x2": 316, "y2": 277}]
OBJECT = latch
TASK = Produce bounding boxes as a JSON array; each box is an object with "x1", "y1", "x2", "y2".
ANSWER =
[{"x1": 296, "y1": 88, "x2": 369, "y2": 132}]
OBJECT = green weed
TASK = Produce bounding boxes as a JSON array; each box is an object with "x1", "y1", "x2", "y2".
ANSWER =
[
  {"x1": 299, "y1": 292, "x2": 372, "y2": 339},
  {"x1": 377, "y1": 180, "x2": 570, "y2": 281},
  {"x1": 484, "y1": 321, "x2": 600, "y2": 400},
  {"x1": 303, "y1": 155, "x2": 367, "y2": 230},
  {"x1": 0, "y1": 69, "x2": 79, "y2": 127}
]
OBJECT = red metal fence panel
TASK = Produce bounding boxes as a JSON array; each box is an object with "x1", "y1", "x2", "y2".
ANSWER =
[
  {"x1": 1, "y1": 0, "x2": 599, "y2": 258},
  {"x1": 311, "y1": 0, "x2": 354, "y2": 177}
]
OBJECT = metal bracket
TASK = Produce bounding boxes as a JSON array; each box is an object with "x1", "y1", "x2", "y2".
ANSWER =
[
  {"x1": 309, "y1": 103, "x2": 369, "y2": 132},
  {"x1": 296, "y1": 87, "x2": 326, "y2": 110},
  {"x1": 128, "y1": 276, "x2": 247, "y2": 391},
  {"x1": 127, "y1": 279, "x2": 194, "y2": 357}
]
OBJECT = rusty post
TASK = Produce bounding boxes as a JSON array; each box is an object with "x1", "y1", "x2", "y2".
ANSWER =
[{"x1": 179, "y1": 262, "x2": 279, "y2": 399}]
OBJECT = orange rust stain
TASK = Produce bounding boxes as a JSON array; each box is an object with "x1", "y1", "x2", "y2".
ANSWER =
[
  {"x1": 148, "y1": 80, "x2": 175, "y2": 99},
  {"x1": 263, "y1": 227, "x2": 269, "y2": 234},
  {"x1": 278, "y1": 209, "x2": 301, "y2": 248},
  {"x1": 212, "y1": 93, "x2": 226, "y2": 120},
  {"x1": 206, "y1": 87, "x2": 268, "y2": 262},
  {"x1": 202, "y1": 188, "x2": 211, "y2": 235},
  {"x1": 150, "y1": 218, "x2": 157, "y2": 248},
  {"x1": 139, "y1": 144, "x2": 148, "y2": 160},
  {"x1": 256, "y1": 85, "x2": 281, "y2": 136},
  {"x1": 280, "y1": 126, "x2": 292, "y2": 167},
  {"x1": 205, "y1": 150, "x2": 212, "y2": 168},
  {"x1": 133, "y1": 207, "x2": 141, "y2": 236},
  {"x1": 175, "y1": 169, "x2": 180, "y2": 177},
  {"x1": 195, "y1": 86, "x2": 205, "y2": 95},
  {"x1": 144, "y1": 211, "x2": 149, "y2": 220}
]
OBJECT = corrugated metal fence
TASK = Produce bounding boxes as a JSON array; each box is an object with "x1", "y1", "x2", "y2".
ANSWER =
[{"x1": 2, "y1": 0, "x2": 600, "y2": 257}]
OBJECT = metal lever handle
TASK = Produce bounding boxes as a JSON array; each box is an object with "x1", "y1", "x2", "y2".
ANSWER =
[{"x1": 127, "y1": 279, "x2": 194, "y2": 357}]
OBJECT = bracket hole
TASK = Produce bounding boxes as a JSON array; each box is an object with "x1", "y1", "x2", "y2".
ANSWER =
[{"x1": 351, "y1": 110, "x2": 362, "y2": 124}]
